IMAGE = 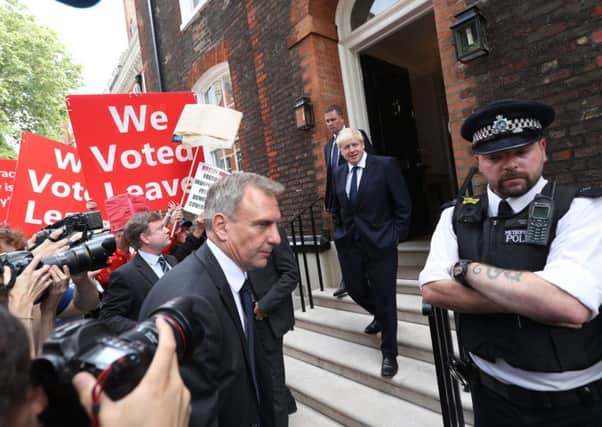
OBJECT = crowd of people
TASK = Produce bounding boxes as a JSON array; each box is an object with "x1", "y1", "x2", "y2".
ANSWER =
[{"x1": 1, "y1": 97, "x2": 601, "y2": 427}]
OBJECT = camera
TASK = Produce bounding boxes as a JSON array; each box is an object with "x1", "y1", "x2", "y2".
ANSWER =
[
  {"x1": 30, "y1": 211, "x2": 104, "y2": 249},
  {"x1": 32, "y1": 296, "x2": 205, "y2": 427},
  {"x1": 0, "y1": 233, "x2": 115, "y2": 289}
]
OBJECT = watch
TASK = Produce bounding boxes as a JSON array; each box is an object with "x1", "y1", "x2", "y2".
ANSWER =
[{"x1": 452, "y1": 259, "x2": 472, "y2": 286}]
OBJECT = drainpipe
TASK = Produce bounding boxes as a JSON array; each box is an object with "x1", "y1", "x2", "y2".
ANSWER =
[{"x1": 146, "y1": 0, "x2": 164, "y2": 91}]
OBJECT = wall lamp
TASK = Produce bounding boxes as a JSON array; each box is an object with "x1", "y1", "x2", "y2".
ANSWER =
[
  {"x1": 451, "y1": 5, "x2": 489, "y2": 62},
  {"x1": 294, "y1": 96, "x2": 315, "y2": 130}
]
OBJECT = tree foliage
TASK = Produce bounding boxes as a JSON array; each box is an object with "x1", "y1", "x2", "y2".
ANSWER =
[{"x1": 0, "y1": 0, "x2": 82, "y2": 155}]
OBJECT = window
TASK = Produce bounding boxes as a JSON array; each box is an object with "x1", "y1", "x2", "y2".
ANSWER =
[
  {"x1": 179, "y1": 0, "x2": 208, "y2": 28},
  {"x1": 192, "y1": 63, "x2": 242, "y2": 172},
  {"x1": 350, "y1": 0, "x2": 400, "y2": 30}
]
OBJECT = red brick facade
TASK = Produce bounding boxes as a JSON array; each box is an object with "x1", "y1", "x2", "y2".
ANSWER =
[{"x1": 133, "y1": 0, "x2": 601, "y2": 223}]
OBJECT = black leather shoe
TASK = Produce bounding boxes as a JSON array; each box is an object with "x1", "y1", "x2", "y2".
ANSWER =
[
  {"x1": 364, "y1": 319, "x2": 381, "y2": 334},
  {"x1": 381, "y1": 356, "x2": 398, "y2": 378},
  {"x1": 333, "y1": 282, "x2": 348, "y2": 298}
]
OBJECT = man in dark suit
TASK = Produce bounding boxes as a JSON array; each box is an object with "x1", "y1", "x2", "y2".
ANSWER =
[
  {"x1": 323, "y1": 104, "x2": 374, "y2": 298},
  {"x1": 140, "y1": 172, "x2": 282, "y2": 427},
  {"x1": 332, "y1": 128, "x2": 412, "y2": 377},
  {"x1": 249, "y1": 226, "x2": 298, "y2": 427},
  {"x1": 99, "y1": 211, "x2": 175, "y2": 334}
]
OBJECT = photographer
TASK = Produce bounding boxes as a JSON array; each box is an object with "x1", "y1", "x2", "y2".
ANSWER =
[
  {"x1": 3, "y1": 253, "x2": 69, "y2": 357},
  {"x1": 0, "y1": 305, "x2": 191, "y2": 427}
]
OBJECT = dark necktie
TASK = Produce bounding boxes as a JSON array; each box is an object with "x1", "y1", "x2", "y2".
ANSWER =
[
  {"x1": 240, "y1": 279, "x2": 260, "y2": 402},
  {"x1": 157, "y1": 256, "x2": 169, "y2": 273},
  {"x1": 497, "y1": 200, "x2": 514, "y2": 217},
  {"x1": 331, "y1": 138, "x2": 339, "y2": 169},
  {"x1": 349, "y1": 166, "x2": 359, "y2": 206}
]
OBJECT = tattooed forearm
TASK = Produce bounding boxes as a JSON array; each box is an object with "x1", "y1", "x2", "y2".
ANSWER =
[
  {"x1": 486, "y1": 268, "x2": 504, "y2": 279},
  {"x1": 471, "y1": 264, "x2": 523, "y2": 283}
]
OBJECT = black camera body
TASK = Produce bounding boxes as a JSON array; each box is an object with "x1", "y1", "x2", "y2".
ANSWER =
[
  {"x1": 33, "y1": 296, "x2": 205, "y2": 427},
  {"x1": 0, "y1": 233, "x2": 116, "y2": 290},
  {"x1": 31, "y1": 211, "x2": 104, "y2": 249}
]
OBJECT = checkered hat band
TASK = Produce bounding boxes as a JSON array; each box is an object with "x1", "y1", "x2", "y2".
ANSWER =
[{"x1": 472, "y1": 117, "x2": 542, "y2": 144}]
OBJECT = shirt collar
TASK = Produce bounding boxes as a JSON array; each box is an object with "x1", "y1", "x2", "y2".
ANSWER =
[
  {"x1": 137, "y1": 249, "x2": 161, "y2": 267},
  {"x1": 206, "y1": 239, "x2": 246, "y2": 292},
  {"x1": 347, "y1": 151, "x2": 367, "y2": 172},
  {"x1": 487, "y1": 176, "x2": 547, "y2": 217}
]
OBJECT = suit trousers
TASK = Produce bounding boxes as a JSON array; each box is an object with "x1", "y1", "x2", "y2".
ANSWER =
[
  {"x1": 256, "y1": 321, "x2": 297, "y2": 427},
  {"x1": 337, "y1": 239, "x2": 398, "y2": 357},
  {"x1": 471, "y1": 380, "x2": 602, "y2": 427}
]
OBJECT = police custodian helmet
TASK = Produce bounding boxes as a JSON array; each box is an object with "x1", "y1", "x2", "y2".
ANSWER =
[{"x1": 461, "y1": 99, "x2": 555, "y2": 154}]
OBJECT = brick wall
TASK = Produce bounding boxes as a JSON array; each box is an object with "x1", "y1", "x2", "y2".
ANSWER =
[
  {"x1": 434, "y1": 0, "x2": 602, "y2": 187},
  {"x1": 135, "y1": 0, "x2": 316, "y2": 220}
]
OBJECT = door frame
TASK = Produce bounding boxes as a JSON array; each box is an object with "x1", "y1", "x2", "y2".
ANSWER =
[{"x1": 335, "y1": 0, "x2": 432, "y2": 137}]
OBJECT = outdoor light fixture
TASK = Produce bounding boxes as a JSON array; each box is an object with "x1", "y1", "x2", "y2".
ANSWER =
[
  {"x1": 294, "y1": 96, "x2": 315, "y2": 130},
  {"x1": 451, "y1": 5, "x2": 489, "y2": 62}
]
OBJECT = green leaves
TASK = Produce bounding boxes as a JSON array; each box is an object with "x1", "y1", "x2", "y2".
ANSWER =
[{"x1": 0, "y1": 0, "x2": 83, "y2": 153}]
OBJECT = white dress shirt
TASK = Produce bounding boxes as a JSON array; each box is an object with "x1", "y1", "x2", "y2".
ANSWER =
[
  {"x1": 206, "y1": 239, "x2": 248, "y2": 333},
  {"x1": 419, "y1": 176, "x2": 602, "y2": 390},
  {"x1": 137, "y1": 250, "x2": 170, "y2": 279},
  {"x1": 345, "y1": 151, "x2": 367, "y2": 198}
]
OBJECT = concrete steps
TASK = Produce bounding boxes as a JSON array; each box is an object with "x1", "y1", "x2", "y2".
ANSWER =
[
  {"x1": 285, "y1": 328, "x2": 472, "y2": 419},
  {"x1": 284, "y1": 238, "x2": 471, "y2": 426},
  {"x1": 289, "y1": 402, "x2": 345, "y2": 427},
  {"x1": 286, "y1": 357, "x2": 444, "y2": 427}
]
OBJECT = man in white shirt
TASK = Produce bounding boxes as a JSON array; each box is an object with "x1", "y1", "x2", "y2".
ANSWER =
[
  {"x1": 420, "y1": 99, "x2": 602, "y2": 426},
  {"x1": 99, "y1": 211, "x2": 175, "y2": 334},
  {"x1": 140, "y1": 172, "x2": 282, "y2": 427}
]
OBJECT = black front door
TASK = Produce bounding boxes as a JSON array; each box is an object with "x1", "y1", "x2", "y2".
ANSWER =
[{"x1": 360, "y1": 54, "x2": 429, "y2": 236}]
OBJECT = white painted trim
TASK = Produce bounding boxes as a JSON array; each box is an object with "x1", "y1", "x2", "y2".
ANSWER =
[
  {"x1": 335, "y1": 0, "x2": 433, "y2": 136},
  {"x1": 191, "y1": 62, "x2": 230, "y2": 95}
]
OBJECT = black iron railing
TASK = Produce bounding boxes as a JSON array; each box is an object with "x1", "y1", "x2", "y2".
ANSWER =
[
  {"x1": 423, "y1": 164, "x2": 478, "y2": 427},
  {"x1": 286, "y1": 196, "x2": 330, "y2": 312}
]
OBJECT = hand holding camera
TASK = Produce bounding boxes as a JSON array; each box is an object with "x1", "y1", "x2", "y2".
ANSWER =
[{"x1": 72, "y1": 317, "x2": 191, "y2": 427}]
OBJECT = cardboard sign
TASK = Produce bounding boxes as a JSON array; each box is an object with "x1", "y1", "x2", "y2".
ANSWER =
[
  {"x1": 184, "y1": 162, "x2": 230, "y2": 215},
  {"x1": 66, "y1": 92, "x2": 202, "y2": 213},
  {"x1": 6, "y1": 133, "x2": 91, "y2": 236},
  {"x1": 0, "y1": 159, "x2": 17, "y2": 223}
]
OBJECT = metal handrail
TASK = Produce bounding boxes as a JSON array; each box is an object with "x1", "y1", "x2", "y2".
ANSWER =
[
  {"x1": 423, "y1": 164, "x2": 478, "y2": 427},
  {"x1": 286, "y1": 196, "x2": 327, "y2": 312}
]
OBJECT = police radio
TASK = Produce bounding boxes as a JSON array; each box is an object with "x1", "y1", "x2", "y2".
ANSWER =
[{"x1": 526, "y1": 194, "x2": 554, "y2": 245}]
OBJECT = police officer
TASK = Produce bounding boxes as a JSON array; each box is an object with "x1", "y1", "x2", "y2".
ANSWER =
[{"x1": 420, "y1": 99, "x2": 602, "y2": 426}]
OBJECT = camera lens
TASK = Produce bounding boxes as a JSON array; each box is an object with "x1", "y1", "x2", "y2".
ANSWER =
[{"x1": 41, "y1": 235, "x2": 116, "y2": 275}]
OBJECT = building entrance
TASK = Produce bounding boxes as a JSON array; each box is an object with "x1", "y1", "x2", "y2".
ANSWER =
[{"x1": 359, "y1": 12, "x2": 457, "y2": 236}]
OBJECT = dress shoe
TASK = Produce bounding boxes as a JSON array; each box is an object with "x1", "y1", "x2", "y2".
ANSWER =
[
  {"x1": 332, "y1": 282, "x2": 348, "y2": 298},
  {"x1": 381, "y1": 356, "x2": 398, "y2": 378},
  {"x1": 364, "y1": 319, "x2": 381, "y2": 334}
]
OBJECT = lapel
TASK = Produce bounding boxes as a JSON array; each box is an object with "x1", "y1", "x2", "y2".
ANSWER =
[
  {"x1": 335, "y1": 163, "x2": 349, "y2": 206},
  {"x1": 198, "y1": 245, "x2": 258, "y2": 399},
  {"x1": 133, "y1": 253, "x2": 159, "y2": 289}
]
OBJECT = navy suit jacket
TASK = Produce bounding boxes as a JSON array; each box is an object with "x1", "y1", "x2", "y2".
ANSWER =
[
  {"x1": 332, "y1": 154, "x2": 411, "y2": 251},
  {"x1": 139, "y1": 244, "x2": 274, "y2": 427},
  {"x1": 99, "y1": 252, "x2": 176, "y2": 334},
  {"x1": 324, "y1": 129, "x2": 374, "y2": 211}
]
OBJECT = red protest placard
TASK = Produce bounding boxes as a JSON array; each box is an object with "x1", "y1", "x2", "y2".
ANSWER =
[
  {"x1": 66, "y1": 92, "x2": 202, "y2": 213},
  {"x1": 6, "y1": 133, "x2": 90, "y2": 236},
  {"x1": 0, "y1": 159, "x2": 17, "y2": 223}
]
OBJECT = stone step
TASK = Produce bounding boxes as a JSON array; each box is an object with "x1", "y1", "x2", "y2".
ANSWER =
[
  {"x1": 397, "y1": 278, "x2": 422, "y2": 295},
  {"x1": 286, "y1": 356, "x2": 444, "y2": 427},
  {"x1": 294, "y1": 306, "x2": 458, "y2": 363},
  {"x1": 289, "y1": 402, "x2": 344, "y2": 427},
  {"x1": 314, "y1": 288, "x2": 457, "y2": 330},
  {"x1": 397, "y1": 240, "x2": 430, "y2": 267},
  {"x1": 397, "y1": 265, "x2": 423, "y2": 280},
  {"x1": 313, "y1": 289, "x2": 428, "y2": 326},
  {"x1": 284, "y1": 328, "x2": 473, "y2": 424}
]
